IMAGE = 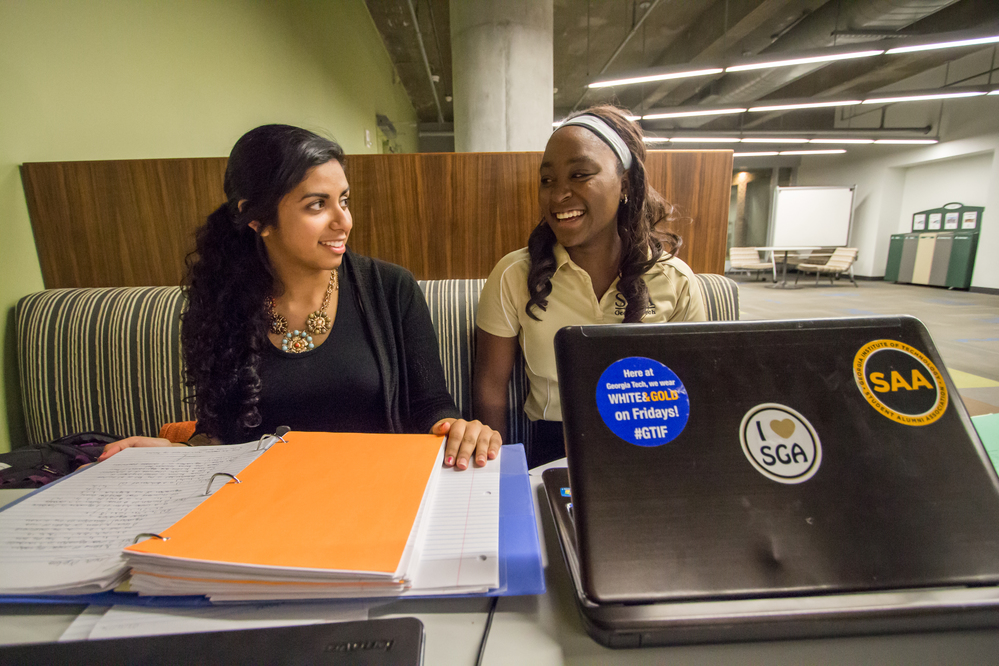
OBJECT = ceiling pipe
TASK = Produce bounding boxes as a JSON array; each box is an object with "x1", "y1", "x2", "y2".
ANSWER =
[
  {"x1": 570, "y1": 0, "x2": 663, "y2": 113},
  {"x1": 406, "y1": 0, "x2": 445, "y2": 124}
]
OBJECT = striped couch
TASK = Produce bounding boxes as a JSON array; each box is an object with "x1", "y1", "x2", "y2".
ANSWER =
[{"x1": 14, "y1": 275, "x2": 738, "y2": 448}]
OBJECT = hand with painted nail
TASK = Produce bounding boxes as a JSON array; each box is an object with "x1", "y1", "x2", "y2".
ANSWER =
[
  {"x1": 98, "y1": 436, "x2": 180, "y2": 462},
  {"x1": 432, "y1": 418, "x2": 502, "y2": 470}
]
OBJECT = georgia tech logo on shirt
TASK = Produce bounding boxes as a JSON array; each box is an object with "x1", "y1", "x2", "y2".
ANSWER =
[
  {"x1": 853, "y1": 339, "x2": 948, "y2": 426},
  {"x1": 613, "y1": 294, "x2": 656, "y2": 317}
]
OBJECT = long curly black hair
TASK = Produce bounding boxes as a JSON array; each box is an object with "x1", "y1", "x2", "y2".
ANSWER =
[
  {"x1": 525, "y1": 105, "x2": 682, "y2": 323},
  {"x1": 182, "y1": 125, "x2": 345, "y2": 442}
]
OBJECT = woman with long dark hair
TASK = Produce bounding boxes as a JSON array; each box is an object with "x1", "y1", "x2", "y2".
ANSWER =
[
  {"x1": 102, "y1": 124, "x2": 500, "y2": 470},
  {"x1": 473, "y1": 106, "x2": 705, "y2": 468}
]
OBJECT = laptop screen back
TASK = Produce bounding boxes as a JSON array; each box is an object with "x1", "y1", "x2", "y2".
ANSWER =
[{"x1": 555, "y1": 316, "x2": 999, "y2": 604}]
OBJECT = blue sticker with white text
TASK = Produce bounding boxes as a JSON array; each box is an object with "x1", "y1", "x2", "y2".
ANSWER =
[{"x1": 595, "y1": 357, "x2": 690, "y2": 447}]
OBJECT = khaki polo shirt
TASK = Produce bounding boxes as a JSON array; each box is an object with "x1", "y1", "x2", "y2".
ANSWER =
[{"x1": 477, "y1": 243, "x2": 706, "y2": 422}]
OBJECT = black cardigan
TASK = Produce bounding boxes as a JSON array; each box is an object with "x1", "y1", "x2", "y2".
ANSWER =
[{"x1": 341, "y1": 250, "x2": 460, "y2": 434}]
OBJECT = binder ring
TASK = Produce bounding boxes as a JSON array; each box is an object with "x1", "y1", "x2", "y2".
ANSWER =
[
  {"x1": 256, "y1": 426, "x2": 290, "y2": 450},
  {"x1": 132, "y1": 532, "x2": 169, "y2": 544},
  {"x1": 205, "y1": 472, "x2": 241, "y2": 495}
]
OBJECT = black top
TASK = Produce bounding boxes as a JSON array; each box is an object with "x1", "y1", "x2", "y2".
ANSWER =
[
  {"x1": 238, "y1": 251, "x2": 459, "y2": 442},
  {"x1": 251, "y1": 271, "x2": 386, "y2": 437}
]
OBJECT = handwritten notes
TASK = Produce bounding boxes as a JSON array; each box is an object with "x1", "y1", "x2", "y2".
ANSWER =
[{"x1": 0, "y1": 442, "x2": 266, "y2": 595}]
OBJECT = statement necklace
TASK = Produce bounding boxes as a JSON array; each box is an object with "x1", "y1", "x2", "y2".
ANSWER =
[{"x1": 268, "y1": 269, "x2": 338, "y2": 353}]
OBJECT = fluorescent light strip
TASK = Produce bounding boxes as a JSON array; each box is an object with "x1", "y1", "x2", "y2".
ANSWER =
[
  {"x1": 740, "y1": 137, "x2": 808, "y2": 143},
  {"x1": 990, "y1": 90, "x2": 999, "y2": 95},
  {"x1": 862, "y1": 91, "x2": 986, "y2": 104},
  {"x1": 887, "y1": 35, "x2": 999, "y2": 55},
  {"x1": 643, "y1": 108, "x2": 747, "y2": 119},
  {"x1": 749, "y1": 99, "x2": 861, "y2": 112},
  {"x1": 734, "y1": 152, "x2": 779, "y2": 157},
  {"x1": 643, "y1": 137, "x2": 671, "y2": 143},
  {"x1": 726, "y1": 49, "x2": 884, "y2": 73},
  {"x1": 873, "y1": 139, "x2": 939, "y2": 145},
  {"x1": 669, "y1": 137, "x2": 741, "y2": 143},
  {"x1": 589, "y1": 68, "x2": 723, "y2": 89},
  {"x1": 779, "y1": 149, "x2": 847, "y2": 155},
  {"x1": 809, "y1": 138, "x2": 874, "y2": 144}
]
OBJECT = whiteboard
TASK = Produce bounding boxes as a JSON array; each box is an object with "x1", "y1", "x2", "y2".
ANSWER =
[{"x1": 770, "y1": 186, "x2": 855, "y2": 247}]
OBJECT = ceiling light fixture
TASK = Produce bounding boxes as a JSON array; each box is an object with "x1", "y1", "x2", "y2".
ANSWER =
[
  {"x1": 740, "y1": 138, "x2": 809, "y2": 143},
  {"x1": 873, "y1": 139, "x2": 939, "y2": 144},
  {"x1": 809, "y1": 138, "x2": 875, "y2": 144},
  {"x1": 668, "y1": 137, "x2": 741, "y2": 143},
  {"x1": 643, "y1": 107, "x2": 747, "y2": 120},
  {"x1": 886, "y1": 34, "x2": 999, "y2": 55},
  {"x1": 726, "y1": 49, "x2": 884, "y2": 73},
  {"x1": 749, "y1": 99, "x2": 861, "y2": 112},
  {"x1": 862, "y1": 91, "x2": 986, "y2": 104},
  {"x1": 734, "y1": 152, "x2": 779, "y2": 157},
  {"x1": 779, "y1": 149, "x2": 847, "y2": 155},
  {"x1": 588, "y1": 68, "x2": 723, "y2": 89}
]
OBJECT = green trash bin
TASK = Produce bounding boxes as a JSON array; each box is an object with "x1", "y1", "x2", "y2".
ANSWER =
[
  {"x1": 946, "y1": 231, "x2": 980, "y2": 289},
  {"x1": 885, "y1": 234, "x2": 906, "y2": 282}
]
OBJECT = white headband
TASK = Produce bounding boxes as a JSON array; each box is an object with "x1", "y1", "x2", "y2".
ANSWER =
[{"x1": 557, "y1": 114, "x2": 633, "y2": 171}]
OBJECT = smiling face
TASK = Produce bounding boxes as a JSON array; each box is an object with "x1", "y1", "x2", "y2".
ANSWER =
[
  {"x1": 254, "y1": 160, "x2": 352, "y2": 278},
  {"x1": 539, "y1": 125, "x2": 628, "y2": 252}
]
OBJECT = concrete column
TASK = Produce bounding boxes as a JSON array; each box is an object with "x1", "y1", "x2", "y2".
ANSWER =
[{"x1": 451, "y1": 0, "x2": 553, "y2": 152}]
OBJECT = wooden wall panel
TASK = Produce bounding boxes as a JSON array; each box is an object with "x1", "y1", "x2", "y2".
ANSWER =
[
  {"x1": 22, "y1": 159, "x2": 227, "y2": 288},
  {"x1": 22, "y1": 150, "x2": 731, "y2": 288},
  {"x1": 345, "y1": 152, "x2": 543, "y2": 280},
  {"x1": 346, "y1": 150, "x2": 731, "y2": 278},
  {"x1": 647, "y1": 150, "x2": 733, "y2": 275}
]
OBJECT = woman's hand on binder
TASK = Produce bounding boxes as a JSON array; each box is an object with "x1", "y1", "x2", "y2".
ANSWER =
[
  {"x1": 433, "y1": 418, "x2": 502, "y2": 471},
  {"x1": 98, "y1": 436, "x2": 180, "y2": 461}
]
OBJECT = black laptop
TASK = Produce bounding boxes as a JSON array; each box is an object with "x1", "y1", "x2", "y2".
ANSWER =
[{"x1": 544, "y1": 316, "x2": 999, "y2": 647}]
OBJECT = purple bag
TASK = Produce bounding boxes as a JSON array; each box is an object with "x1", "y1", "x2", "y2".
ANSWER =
[{"x1": 0, "y1": 432, "x2": 120, "y2": 488}]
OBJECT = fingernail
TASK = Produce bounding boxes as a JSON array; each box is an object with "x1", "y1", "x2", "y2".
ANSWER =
[
  {"x1": 487, "y1": 451, "x2": 496, "y2": 459},
  {"x1": 446, "y1": 456, "x2": 454, "y2": 466},
  {"x1": 457, "y1": 459, "x2": 467, "y2": 470}
]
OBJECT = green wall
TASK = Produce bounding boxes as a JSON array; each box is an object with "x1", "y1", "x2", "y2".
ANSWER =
[{"x1": 0, "y1": 0, "x2": 417, "y2": 453}]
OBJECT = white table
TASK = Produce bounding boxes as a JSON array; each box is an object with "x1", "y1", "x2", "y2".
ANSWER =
[
  {"x1": 3, "y1": 480, "x2": 999, "y2": 664},
  {"x1": 755, "y1": 246, "x2": 822, "y2": 289}
]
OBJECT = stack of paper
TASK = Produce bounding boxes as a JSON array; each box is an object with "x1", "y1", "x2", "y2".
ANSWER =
[{"x1": 123, "y1": 432, "x2": 447, "y2": 598}]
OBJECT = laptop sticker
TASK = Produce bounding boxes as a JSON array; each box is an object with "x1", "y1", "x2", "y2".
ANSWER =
[
  {"x1": 595, "y1": 357, "x2": 690, "y2": 447},
  {"x1": 740, "y1": 403, "x2": 822, "y2": 484},
  {"x1": 853, "y1": 339, "x2": 948, "y2": 426}
]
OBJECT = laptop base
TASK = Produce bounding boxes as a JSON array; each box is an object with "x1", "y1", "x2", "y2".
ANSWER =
[{"x1": 543, "y1": 468, "x2": 999, "y2": 648}]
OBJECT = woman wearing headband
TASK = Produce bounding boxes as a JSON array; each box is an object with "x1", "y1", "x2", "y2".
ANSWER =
[
  {"x1": 473, "y1": 105, "x2": 705, "y2": 468},
  {"x1": 101, "y1": 124, "x2": 500, "y2": 470}
]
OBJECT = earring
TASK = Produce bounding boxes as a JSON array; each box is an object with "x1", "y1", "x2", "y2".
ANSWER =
[{"x1": 622, "y1": 194, "x2": 629, "y2": 205}]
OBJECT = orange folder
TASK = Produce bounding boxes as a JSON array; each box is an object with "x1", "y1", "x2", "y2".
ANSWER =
[{"x1": 124, "y1": 432, "x2": 444, "y2": 576}]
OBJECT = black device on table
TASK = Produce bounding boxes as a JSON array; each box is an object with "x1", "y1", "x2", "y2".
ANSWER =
[
  {"x1": 545, "y1": 316, "x2": 999, "y2": 648},
  {"x1": 0, "y1": 617, "x2": 424, "y2": 665}
]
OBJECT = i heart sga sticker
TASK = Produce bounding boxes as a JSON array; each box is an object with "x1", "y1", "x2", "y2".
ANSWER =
[
  {"x1": 595, "y1": 357, "x2": 690, "y2": 446},
  {"x1": 740, "y1": 403, "x2": 822, "y2": 484}
]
